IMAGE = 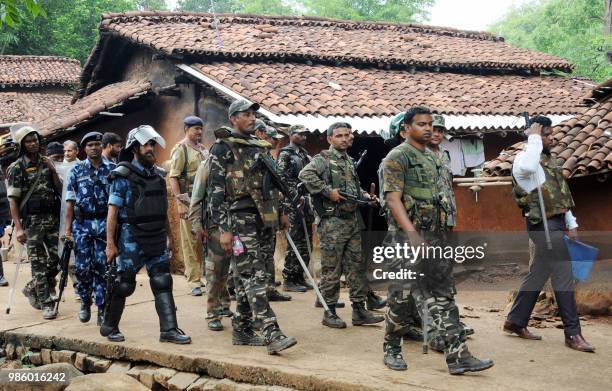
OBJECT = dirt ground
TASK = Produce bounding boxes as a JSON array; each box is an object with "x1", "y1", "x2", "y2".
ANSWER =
[{"x1": 1, "y1": 259, "x2": 611, "y2": 391}]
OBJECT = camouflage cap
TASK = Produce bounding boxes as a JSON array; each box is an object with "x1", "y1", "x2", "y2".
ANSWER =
[
  {"x1": 254, "y1": 119, "x2": 267, "y2": 131},
  {"x1": 433, "y1": 114, "x2": 446, "y2": 129},
  {"x1": 289, "y1": 124, "x2": 308, "y2": 134},
  {"x1": 265, "y1": 126, "x2": 285, "y2": 140},
  {"x1": 228, "y1": 99, "x2": 260, "y2": 118}
]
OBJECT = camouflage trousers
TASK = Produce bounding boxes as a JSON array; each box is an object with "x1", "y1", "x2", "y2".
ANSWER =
[
  {"x1": 318, "y1": 215, "x2": 367, "y2": 305},
  {"x1": 260, "y1": 227, "x2": 276, "y2": 291},
  {"x1": 231, "y1": 211, "x2": 279, "y2": 335},
  {"x1": 282, "y1": 208, "x2": 313, "y2": 281},
  {"x1": 73, "y1": 218, "x2": 108, "y2": 307},
  {"x1": 23, "y1": 215, "x2": 60, "y2": 305},
  {"x1": 205, "y1": 227, "x2": 231, "y2": 321}
]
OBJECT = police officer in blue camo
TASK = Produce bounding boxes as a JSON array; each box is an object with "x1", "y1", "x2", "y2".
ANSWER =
[
  {"x1": 100, "y1": 125, "x2": 191, "y2": 344},
  {"x1": 65, "y1": 132, "x2": 115, "y2": 325}
]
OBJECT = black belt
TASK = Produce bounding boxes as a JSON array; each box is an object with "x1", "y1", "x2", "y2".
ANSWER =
[{"x1": 82, "y1": 211, "x2": 107, "y2": 220}]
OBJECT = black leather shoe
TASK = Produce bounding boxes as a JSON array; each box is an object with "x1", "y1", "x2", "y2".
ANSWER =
[
  {"x1": 208, "y1": 319, "x2": 223, "y2": 331},
  {"x1": 218, "y1": 308, "x2": 234, "y2": 317},
  {"x1": 268, "y1": 289, "x2": 292, "y2": 301},
  {"x1": 160, "y1": 328, "x2": 192, "y2": 344},
  {"x1": 78, "y1": 303, "x2": 91, "y2": 323},
  {"x1": 0, "y1": 275, "x2": 8, "y2": 287}
]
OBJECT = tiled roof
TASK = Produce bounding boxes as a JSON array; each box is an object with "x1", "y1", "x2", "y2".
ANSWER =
[
  {"x1": 191, "y1": 62, "x2": 592, "y2": 117},
  {"x1": 0, "y1": 92, "x2": 72, "y2": 125},
  {"x1": 0, "y1": 55, "x2": 81, "y2": 87},
  {"x1": 484, "y1": 84, "x2": 612, "y2": 178},
  {"x1": 36, "y1": 79, "x2": 152, "y2": 136},
  {"x1": 93, "y1": 12, "x2": 572, "y2": 73}
]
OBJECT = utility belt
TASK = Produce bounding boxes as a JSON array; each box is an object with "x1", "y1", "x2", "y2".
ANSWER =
[
  {"x1": 23, "y1": 197, "x2": 60, "y2": 219},
  {"x1": 322, "y1": 209, "x2": 357, "y2": 220},
  {"x1": 74, "y1": 205, "x2": 107, "y2": 223}
]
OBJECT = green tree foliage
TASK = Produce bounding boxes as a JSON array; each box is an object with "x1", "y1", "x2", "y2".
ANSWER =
[
  {"x1": 490, "y1": 0, "x2": 612, "y2": 82},
  {"x1": 302, "y1": 0, "x2": 432, "y2": 23},
  {"x1": 3, "y1": 0, "x2": 138, "y2": 61},
  {"x1": 177, "y1": 0, "x2": 432, "y2": 22},
  {"x1": 0, "y1": 0, "x2": 45, "y2": 28}
]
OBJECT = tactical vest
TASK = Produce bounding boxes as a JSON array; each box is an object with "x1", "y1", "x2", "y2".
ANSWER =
[
  {"x1": 219, "y1": 136, "x2": 280, "y2": 228},
  {"x1": 111, "y1": 162, "x2": 168, "y2": 257},
  {"x1": 513, "y1": 154, "x2": 574, "y2": 225},
  {"x1": 381, "y1": 143, "x2": 441, "y2": 232},
  {"x1": 280, "y1": 145, "x2": 309, "y2": 175},
  {"x1": 321, "y1": 150, "x2": 361, "y2": 216},
  {"x1": 16, "y1": 157, "x2": 59, "y2": 218}
]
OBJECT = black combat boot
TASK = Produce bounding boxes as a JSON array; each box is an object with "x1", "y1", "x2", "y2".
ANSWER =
[
  {"x1": 383, "y1": 343, "x2": 407, "y2": 371},
  {"x1": 100, "y1": 294, "x2": 126, "y2": 342},
  {"x1": 366, "y1": 290, "x2": 387, "y2": 311},
  {"x1": 41, "y1": 303, "x2": 57, "y2": 320},
  {"x1": 447, "y1": 353, "x2": 494, "y2": 375},
  {"x1": 322, "y1": 305, "x2": 347, "y2": 329},
  {"x1": 352, "y1": 302, "x2": 384, "y2": 326},
  {"x1": 264, "y1": 326, "x2": 297, "y2": 355},
  {"x1": 154, "y1": 291, "x2": 192, "y2": 344},
  {"x1": 78, "y1": 302, "x2": 91, "y2": 323},
  {"x1": 21, "y1": 285, "x2": 41, "y2": 310},
  {"x1": 268, "y1": 289, "x2": 292, "y2": 301},
  {"x1": 404, "y1": 325, "x2": 424, "y2": 341},
  {"x1": 282, "y1": 278, "x2": 307, "y2": 293},
  {"x1": 208, "y1": 319, "x2": 223, "y2": 331},
  {"x1": 296, "y1": 274, "x2": 313, "y2": 290},
  {"x1": 461, "y1": 322, "x2": 475, "y2": 336},
  {"x1": 315, "y1": 296, "x2": 345, "y2": 308},
  {"x1": 232, "y1": 317, "x2": 265, "y2": 346}
]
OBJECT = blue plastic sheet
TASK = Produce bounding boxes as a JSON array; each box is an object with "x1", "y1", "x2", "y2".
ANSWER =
[{"x1": 563, "y1": 236, "x2": 599, "y2": 282}]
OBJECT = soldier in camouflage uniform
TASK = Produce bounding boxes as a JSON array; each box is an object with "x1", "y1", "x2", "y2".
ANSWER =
[
  {"x1": 253, "y1": 119, "x2": 291, "y2": 302},
  {"x1": 65, "y1": 132, "x2": 115, "y2": 325},
  {"x1": 380, "y1": 106, "x2": 493, "y2": 374},
  {"x1": 299, "y1": 122, "x2": 383, "y2": 329},
  {"x1": 277, "y1": 124, "x2": 315, "y2": 293},
  {"x1": 426, "y1": 115, "x2": 474, "y2": 351},
  {"x1": 504, "y1": 116, "x2": 594, "y2": 352},
  {"x1": 101, "y1": 125, "x2": 191, "y2": 345},
  {"x1": 7, "y1": 126, "x2": 63, "y2": 319},
  {"x1": 208, "y1": 100, "x2": 297, "y2": 354},
  {"x1": 189, "y1": 126, "x2": 233, "y2": 332}
]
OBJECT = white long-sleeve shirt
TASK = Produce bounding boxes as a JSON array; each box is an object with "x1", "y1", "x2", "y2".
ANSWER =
[{"x1": 512, "y1": 134, "x2": 578, "y2": 229}]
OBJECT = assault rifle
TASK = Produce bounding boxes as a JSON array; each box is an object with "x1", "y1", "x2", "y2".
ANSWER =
[{"x1": 54, "y1": 236, "x2": 75, "y2": 314}]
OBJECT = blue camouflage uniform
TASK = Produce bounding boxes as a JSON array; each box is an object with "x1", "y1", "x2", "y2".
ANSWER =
[
  {"x1": 108, "y1": 159, "x2": 169, "y2": 273},
  {"x1": 67, "y1": 158, "x2": 116, "y2": 307}
]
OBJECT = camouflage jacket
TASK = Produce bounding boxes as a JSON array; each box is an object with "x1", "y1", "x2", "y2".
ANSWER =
[
  {"x1": 208, "y1": 130, "x2": 285, "y2": 232},
  {"x1": 277, "y1": 143, "x2": 311, "y2": 191},
  {"x1": 432, "y1": 148, "x2": 456, "y2": 227},
  {"x1": 380, "y1": 142, "x2": 443, "y2": 232},
  {"x1": 513, "y1": 153, "x2": 574, "y2": 225},
  {"x1": 299, "y1": 146, "x2": 368, "y2": 215},
  {"x1": 7, "y1": 154, "x2": 60, "y2": 220}
]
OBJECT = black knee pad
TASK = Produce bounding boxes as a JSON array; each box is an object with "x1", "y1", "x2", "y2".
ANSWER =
[
  {"x1": 114, "y1": 271, "x2": 137, "y2": 298},
  {"x1": 149, "y1": 263, "x2": 173, "y2": 294}
]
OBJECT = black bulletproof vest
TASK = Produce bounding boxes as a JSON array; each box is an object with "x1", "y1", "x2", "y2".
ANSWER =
[{"x1": 112, "y1": 162, "x2": 168, "y2": 257}]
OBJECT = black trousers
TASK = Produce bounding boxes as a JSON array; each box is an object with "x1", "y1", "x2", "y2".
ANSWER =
[{"x1": 507, "y1": 215, "x2": 581, "y2": 336}]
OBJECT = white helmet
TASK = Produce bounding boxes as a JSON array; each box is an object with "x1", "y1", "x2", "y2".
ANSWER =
[{"x1": 125, "y1": 125, "x2": 166, "y2": 150}]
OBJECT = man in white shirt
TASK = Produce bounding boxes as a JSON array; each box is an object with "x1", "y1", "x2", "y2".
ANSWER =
[{"x1": 503, "y1": 116, "x2": 594, "y2": 353}]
